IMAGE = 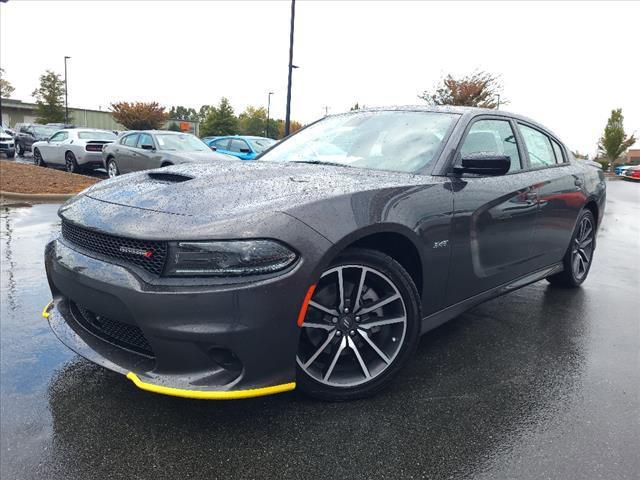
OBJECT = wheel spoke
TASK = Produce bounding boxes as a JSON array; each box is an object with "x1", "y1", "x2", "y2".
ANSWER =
[
  {"x1": 578, "y1": 254, "x2": 586, "y2": 274},
  {"x1": 337, "y1": 267, "x2": 345, "y2": 312},
  {"x1": 580, "y1": 237, "x2": 593, "y2": 249},
  {"x1": 353, "y1": 267, "x2": 367, "y2": 311},
  {"x1": 324, "y1": 336, "x2": 347, "y2": 381},
  {"x1": 359, "y1": 316, "x2": 406, "y2": 329},
  {"x1": 348, "y1": 336, "x2": 371, "y2": 379},
  {"x1": 358, "y1": 293, "x2": 401, "y2": 315},
  {"x1": 308, "y1": 300, "x2": 339, "y2": 317},
  {"x1": 301, "y1": 321, "x2": 333, "y2": 331},
  {"x1": 304, "y1": 331, "x2": 337, "y2": 368},
  {"x1": 581, "y1": 222, "x2": 593, "y2": 242},
  {"x1": 357, "y1": 330, "x2": 390, "y2": 364}
]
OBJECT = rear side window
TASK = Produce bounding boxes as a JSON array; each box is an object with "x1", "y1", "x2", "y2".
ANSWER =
[
  {"x1": 122, "y1": 134, "x2": 139, "y2": 147},
  {"x1": 460, "y1": 119, "x2": 522, "y2": 172},
  {"x1": 518, "y1": 124, "x2": 555, "y2": 168},
  {"x1": 551, "y1": 139, "x2": 565, "y2": 164},
  {"x1": 214, "y1": 139, "x2": 230, "y2": 150}
]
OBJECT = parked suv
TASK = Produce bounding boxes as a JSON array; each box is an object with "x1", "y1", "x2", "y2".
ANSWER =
[
  {"x1": 0, "y1": 127, "x2": 15, "y2": 158},
  {"x1": 14, "y1": 123, "x2": 59, "y2": 156}
]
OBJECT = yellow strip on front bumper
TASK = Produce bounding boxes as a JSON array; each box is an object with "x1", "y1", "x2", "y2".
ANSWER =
[
  {"x1": 126, "y1": 372, "x2": 296, "y2": 400},
  {"x1": 42, "y1": 301, "x2": 53, "y2": 318}
]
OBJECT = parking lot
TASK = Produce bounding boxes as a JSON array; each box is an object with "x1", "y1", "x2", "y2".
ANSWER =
[
  {"x1": 0, "y1": 179, "x2": 638, "y2": 479},
  {"x1": 11, "y1": 152, "x2": 108, "y2": 179}
]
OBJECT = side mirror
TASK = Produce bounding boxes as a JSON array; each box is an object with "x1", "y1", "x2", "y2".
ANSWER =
[
  {"x1": 210, "y1": 145, "x2": 217, "y2": 151},
  {"x1": 141, "y1": 144, "x2": 154, "y2": 151},
  {"x1": 454, "y1": 152, "x2": 510, "y2": 176}
]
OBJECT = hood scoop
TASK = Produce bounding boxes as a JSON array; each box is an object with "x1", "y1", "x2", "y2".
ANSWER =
[{"x1": 147, "y1": 172, "x2": 194, "y2": 183}]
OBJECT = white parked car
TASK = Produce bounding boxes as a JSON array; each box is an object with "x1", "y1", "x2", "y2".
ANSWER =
[{"x1": 32, "y1": 128, "x2": 117, "y2": 173}]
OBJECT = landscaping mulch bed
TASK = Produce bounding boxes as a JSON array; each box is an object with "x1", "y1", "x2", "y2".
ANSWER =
[{"x1": 0, "y1": 160, "x2": 98, "y2": 195}]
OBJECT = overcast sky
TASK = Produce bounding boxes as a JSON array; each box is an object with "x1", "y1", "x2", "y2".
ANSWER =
[{"x1": 1, "y1": 0, "x2": 638, "y2": 155}]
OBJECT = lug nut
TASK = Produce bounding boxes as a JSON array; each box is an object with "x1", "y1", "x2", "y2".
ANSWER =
[
  {"x1": 355, "y1": 316, "x2": 361, "y2": 322},
  {"x1": 332, "y1": 317, "x2": 338, "y2": 324},
  {"x1": 344, "y1": 308, "x2": 350, "y2": 313},
  {"x1": 336, "y1": 331, "x2": 342, "y2": 337},
  {"x1": 349, "y1": 330, "x2": 356, "y2": 336}
]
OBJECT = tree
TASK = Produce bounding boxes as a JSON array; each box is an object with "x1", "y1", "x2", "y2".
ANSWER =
[
  {"x1": 0, "y1": 68, "x2": 15, "y2": 98},
  {"x1": 277, "y1": 119, "x2": 302, "y2": 138},
  {"x1": 32, "y1": 70, "x2": 66, "y2": 123},
  {"x1": 237, "y1": 106, "x2": 268, "y2": 136},
  {"x1": 598, "y1": 109, "x2": 636, "y2": 165},
  {"x1": 167, "y1": 122, "x2": 182, "y2": 132},
  {"x1": 419, "y1": 70, "x2": 504, "y2": 109},
  {"x1": 110, "y1": 101, "x2": 168, "y2": 130},
  {"x1": 200, "y1": 98, "x2": 237, "y2": 137},
  {"x1": 169, "y1": 106, "x2": 199, "y2": 122},
  {"x1": 350, "y1": 102, "x2": 360, "y2": 111}
]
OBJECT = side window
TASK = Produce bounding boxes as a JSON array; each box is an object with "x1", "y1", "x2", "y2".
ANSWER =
[
  {"x1": 518, "y1": 124, "x2": 555, "y2": 168},
  {"x1": 460, "y1": 119, "x2": 522, "y2": 172},
  {"x1": 213, "y1": 139, "x2": 229, "y2": 150},
  {"x1": 122, "y1": 134, "x2": 139, "y2": 147},
  {"x1": 49, "y1": 132, "x2": 64, "y2": 142},
  {"x1": 551, "y1": 139, "x2": 565, "y2": 164},
  {"x1": 138, "y1": 133, "x2": 154, "y2": 148},
  {"x1": 228, "y1": 139, "x2": 250, "y2": 153}
]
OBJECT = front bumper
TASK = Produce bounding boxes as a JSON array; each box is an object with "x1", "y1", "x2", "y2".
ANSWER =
[{"x1": 44, "y1": 230, "x2": 329, "y2": 398}]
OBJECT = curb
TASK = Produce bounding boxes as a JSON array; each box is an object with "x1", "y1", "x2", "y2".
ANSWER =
[{"x1": 0, "y1": 190, "x2": 76, "y2": 201}]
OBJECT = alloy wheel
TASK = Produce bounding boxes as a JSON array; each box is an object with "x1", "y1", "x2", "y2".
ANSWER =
[
  {"x1": 65, "y1": 153, "x2": 76, "y2": 173},
  {"x1": 34, "y1": 150, "x2": 43, "y2": 166},
  {"x1": 108, "y1": 161, "x2": 119, "y2": 178},
  {"x1": 571, "y1": 216, "x2": 594, "y2": 280},
  {"x1": 297, "y1": 265, "x2": 407, "y2": 388}
]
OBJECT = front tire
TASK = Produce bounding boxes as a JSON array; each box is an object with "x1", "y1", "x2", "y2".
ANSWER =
[
  {"x1": 107, "y1": 159, "x2": 120, "y2": 178},
  {"x1": 17, "y1": 143, "x2": 25, "y2": 156},
  {"x1": 33, "y1": 148, "x2": 46, "y2": 167},
  {"x1": 296, "y1": 248, "x2": 421, "y2": 401},
  {"x1": 547, "y1": 209, "x2": 596, "y2": 287},
  {"x1": 65, "y1": 151, "x2": 80, "y2": 173}
]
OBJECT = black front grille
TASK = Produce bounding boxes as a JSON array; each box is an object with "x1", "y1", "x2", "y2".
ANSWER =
[
  {"x1": 71, "y1": 302, "x2": 154, "y2": 358},
  {"x1": 61, "y1": 220, "x2": 167, "y2": 275}
]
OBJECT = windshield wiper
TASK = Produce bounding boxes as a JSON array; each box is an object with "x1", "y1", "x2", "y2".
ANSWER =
[{"x1": 290, "y1": 160, "x2": 352, "y2": 168}]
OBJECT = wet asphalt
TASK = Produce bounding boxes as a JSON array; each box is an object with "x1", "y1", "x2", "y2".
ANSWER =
[{"x1": 1, "y1": 179, "x2": 638, "y2": 480}]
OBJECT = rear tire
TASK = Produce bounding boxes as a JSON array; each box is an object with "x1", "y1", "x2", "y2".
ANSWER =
[
  {"x1": 296, "y1": 248, "x2": 421, "y2": 401},
  {"x1": 547, "y1": 209, "x2": 596, "y2": 288},
  {"x1": 6, "y1": 152, "x2": 15, "y2": 159},
  {"x1": 65, "y1": 151, "x2": 80, "y2": 173},
  {"x1": 17, "y1": 143, "x2": 25, "y2": 156}
]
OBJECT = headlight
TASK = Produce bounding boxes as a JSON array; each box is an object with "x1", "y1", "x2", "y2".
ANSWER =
[{"x1": 164, "y1": 240, "x2": 297, "y2": 277}]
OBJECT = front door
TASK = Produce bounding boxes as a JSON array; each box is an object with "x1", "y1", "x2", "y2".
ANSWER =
[
  {"x1": 446, "y1": 117, "x2": 539, "y2": 305},
  {"x1": 118, "y1": 133, "x2": 140, "y2": 173}
]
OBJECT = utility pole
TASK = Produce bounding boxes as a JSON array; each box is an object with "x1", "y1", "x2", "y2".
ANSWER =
[
  {"x1": 266, "y1": 91, "x2": 274, "y2": 137},
  {"x1": 64, "y1": 56, "x2": 71, "y2": 125},
  {"x1": 495, "y1": 94, "x2": 500, "y2": 110},
  {"x1": 284, "y1": 0, "x2": 296, "y2": 136},
  {"x1": 324, "y1": 106, "x2": 329, "y2": 117}
]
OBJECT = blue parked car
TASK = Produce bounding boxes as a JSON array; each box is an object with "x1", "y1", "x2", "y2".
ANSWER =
[
  {"x1": 205, "y1": 135, "x2": 276, "y2": 160},
  {"x1": 615, "y1": 165, "x2": 634, "y2": 176}
]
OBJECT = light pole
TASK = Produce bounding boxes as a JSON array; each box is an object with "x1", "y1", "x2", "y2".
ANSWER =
[
  {"x1": 266, "y1": 91, "x2": 274, "y2": 137},
  {"x1": 64, "y1": 56, "x2": 71, "y2": 125},
  {"x1": 284, "y1": 0, "x2": 296, "y2": 136},
  {"x1": 495, "y1": 94, "x2": 500, "y2": 110}
]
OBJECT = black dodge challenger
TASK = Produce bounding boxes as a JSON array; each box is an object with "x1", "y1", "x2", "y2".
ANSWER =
[{"x1": 43, "y1": 107, "x2": 606, "y2": 401}]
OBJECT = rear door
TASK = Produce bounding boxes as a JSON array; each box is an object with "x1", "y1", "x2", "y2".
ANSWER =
[
  {"x1": 446, "y1": 115, "x2": 540, "y2": 304},
  {"x1": 118, "y1": 133, "x2": 140, "y2": 173},
  {"x1": 516, "y1": 122, "x2": 586, "y2": 268},
  {"x1": 133, "y1": 133, "x2": 162, "y2": 171}
]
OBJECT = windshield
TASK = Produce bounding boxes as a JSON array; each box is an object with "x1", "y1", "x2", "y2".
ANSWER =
[
  {"x1": 32, "y1": 126, "x2": 59, "y2": 137},
  {"x1": 250, "y1": 138, "x2": 276, "y2": 153},
  {"x1": 78, "y1": 130, "x2": 116, "y2": 140},
  {"x1": 155, "y1": 133, "x2": 209, "y2": 152},
  {"x1": 259, "y1": 111, "x2": 458, "y2": 173}
]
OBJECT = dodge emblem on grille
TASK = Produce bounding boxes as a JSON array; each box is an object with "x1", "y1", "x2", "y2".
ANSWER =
[{"x1": 119, "y1": 246, "x2": 153, "y2": 258}]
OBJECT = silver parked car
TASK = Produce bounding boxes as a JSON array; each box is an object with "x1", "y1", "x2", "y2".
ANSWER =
[
  {"x1": 32, "y1": 129, "x2": 117, "y2": 173},
  {"x1": 101, "y1": 130, "x2": 235, "y2": 178}
]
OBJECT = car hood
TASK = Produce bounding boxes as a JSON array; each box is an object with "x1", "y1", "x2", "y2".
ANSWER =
[
  {"x1": 77, "y1": 161, "x2": 431, "y2": 219},
  {"x1": 166, "y1": 150, "x2": 236, "y2": 163}
]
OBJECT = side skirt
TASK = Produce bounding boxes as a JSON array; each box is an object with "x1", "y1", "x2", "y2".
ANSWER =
[{"x1": 420, "y1": 263, "x2": 564, "y2": 335}]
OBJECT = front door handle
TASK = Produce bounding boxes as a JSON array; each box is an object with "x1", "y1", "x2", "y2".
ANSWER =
[{"x1": 574, "y1": 177, "x2": 584, "y2": 187}]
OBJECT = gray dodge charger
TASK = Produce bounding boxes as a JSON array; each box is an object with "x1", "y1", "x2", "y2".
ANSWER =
[{"x1": 43, "y1": 107, "x2": 606, "y2": 401}]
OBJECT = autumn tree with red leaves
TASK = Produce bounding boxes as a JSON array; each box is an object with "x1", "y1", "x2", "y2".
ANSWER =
[
  {"x1": 110, "y1": 101, "x2": 168, "y2": 130},
  {"x1": 419, "y1": 71, "x2": 505, "y2": 109}
]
